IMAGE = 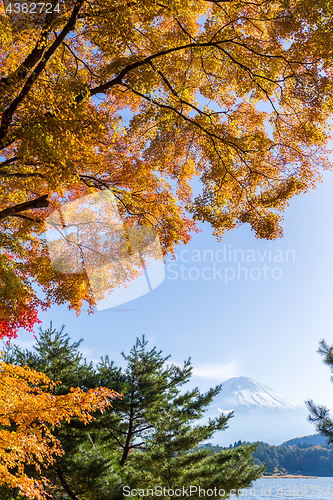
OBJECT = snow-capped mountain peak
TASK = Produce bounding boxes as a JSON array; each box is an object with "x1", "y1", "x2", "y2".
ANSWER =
[
  {"x1": 212, "y1": 376, "x2": 304, "y2": 412},
  {"x1": 204, "y1": 376, "x2": 312, "y2": 446}
]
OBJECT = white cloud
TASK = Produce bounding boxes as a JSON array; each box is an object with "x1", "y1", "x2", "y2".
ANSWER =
[
  {"x1": 80, "y1": 347, "x2": 101, "y2": 365},
  {"x1": 7, "y1": 339, "x2": 35, "y2": 350},
  {"x1": 192, "y1": 362, "x2": 239, "y2": 380}
]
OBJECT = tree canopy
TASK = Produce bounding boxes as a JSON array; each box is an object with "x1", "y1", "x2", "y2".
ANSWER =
[
  {"x1": 0, "y1": 352, "x2": 118, "y2": 499},
  {"x1": 1, "y1": 327, "x2": 263, "y2": 499},
  {"x1": 1, "y1": 0, "x2": 333, "y2": 334}
]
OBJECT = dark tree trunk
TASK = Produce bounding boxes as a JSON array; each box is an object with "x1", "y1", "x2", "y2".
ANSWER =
[
  {"x1": 56, "y1": 467, "x2": 81, "y2": 500},
  {"x1": 120, "y1": 410, "x2": 134, "y2": 466}
]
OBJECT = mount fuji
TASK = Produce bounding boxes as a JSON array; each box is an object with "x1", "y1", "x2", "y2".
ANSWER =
[
  {"x1": 212, "y1": 376, "x2": 304, "y2": 412},
  {"x1": 205, "y1": 376, "x2": 314, "y2": 446}
]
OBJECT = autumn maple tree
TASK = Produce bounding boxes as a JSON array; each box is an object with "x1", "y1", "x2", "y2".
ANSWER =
[
  {"x1": 0, "y1": 357, "x2": 118, "y2": 499},
  {"x1": 0, "y1": 0, "x2": 333, "y2": 335}
]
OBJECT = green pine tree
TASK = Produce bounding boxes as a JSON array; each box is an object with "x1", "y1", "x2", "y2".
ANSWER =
[
  {"x1": 307, "y1": 339, "x2": 333, "y2": 444},
  {"x1": 95, "y1": 336, "x2": 263, "y2": 499},
  {"x1": 1, "y1": 328, "x2": 263, "y2": 500}
]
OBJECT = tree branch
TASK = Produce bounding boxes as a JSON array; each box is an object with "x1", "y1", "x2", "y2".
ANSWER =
[
  {"x1": 12, "y1": 214, "x2": 43, "y2": 223},
  {"x1": 107, "y1": 427, "x2": 125, "y2": 448},
  {"x1": 120, "y1": 409, "x2": 134, "y2": 466},
  {"x1": 56, "y1": 468, "x2": 82, "y2": 500},
  {"x1": 0, "y1": 156, "x2": 20, "y2": 169},
  {"x1": 0, "y1": 194, "x2": 49, "y2": 221},
  {"x1": 0, "y1": 0, "x2": 84, "y2": 148},
  {"x1": 85, "y1": 38, "x2": 237, "y2": 100}
]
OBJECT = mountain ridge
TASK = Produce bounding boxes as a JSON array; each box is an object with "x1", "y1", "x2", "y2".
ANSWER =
[
  {"x1": 211, "y1": 376, "x2": 304, "y2": 413},
  {"x1": 281, "y1": 433, "x2": 329, "y2": 447}
]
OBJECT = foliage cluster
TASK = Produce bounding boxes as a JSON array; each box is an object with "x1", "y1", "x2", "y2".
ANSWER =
[
  {"x1": 0, "y1": 324, "x2": 263, "y2": 499},
  {"x1": 0, "y1": 353, "x2": 117, "y2": 499},
  {"x1": 2, "y1": 0, "x2": 333, "y2": 335}
]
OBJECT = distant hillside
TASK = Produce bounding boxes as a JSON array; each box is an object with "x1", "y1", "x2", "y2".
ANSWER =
[
  {"x1": 281, "y1": 433, "x2": 329, "y2": 447},
  {"x1": 252, "y1": 441, "x2": 333, "y2": 476},
  {"x1": 201, "y1": 439, "x2": 333, "y2": 476}
]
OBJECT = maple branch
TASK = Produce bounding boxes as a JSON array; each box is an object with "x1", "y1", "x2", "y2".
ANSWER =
[
  {"x1": 85, "y1": 30, "x2": 313, "y2": 104},
  {"x1": 215, "y1": 45, "x2": 288, "y2": 87},
  {"x1": 205, "y1": 137, "x2": 267, "y2": 223},
  {"x1": 62, "y1": 41, "x2": 100, "y2": 79},
  {"x1": 0, "y1": 0, "x2": 84, "y2": 148},
  {"x1": 78, "y1": 174, "x2": 111, "y2": 189},
  {"x1": 0, "y1": 26, "x2": 51, "y2": 91},
  {"x1": 0, "y1": 195, "x2": 49, "y2": 221},
  {"x1": 120, "y1": 83, "x2": 247, "y2": 154},
  {"x1": 12, "y1": 214, "x2": 43, "y2": 223},
  {"x1": 0, "y1": 156, "x2": 20, "y2": 169},
  {"x1": 86, "y1": 38, "x2": 237, "y2": 100},
  {"x1": 174, "y1": 18, "x2": 196, "y2": 41},
  {"x1": 79, "y1": 174, "x2": 163, "y2": 229},
  {"x1": 149, "y1": 62, "x2": 215, "y2": 121},
  {"x1": 209, "y1": 17, "x2": 241, "y2": 42}
]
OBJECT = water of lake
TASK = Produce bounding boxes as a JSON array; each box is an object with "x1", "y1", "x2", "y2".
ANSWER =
[{"x1": 236, "y1": 478, "x2": 333, "y2": 500}]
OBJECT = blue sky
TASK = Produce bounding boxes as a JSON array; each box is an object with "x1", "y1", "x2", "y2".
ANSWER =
[{"x1": 8, "y1": 159, "x2": 333, "y2": 440}]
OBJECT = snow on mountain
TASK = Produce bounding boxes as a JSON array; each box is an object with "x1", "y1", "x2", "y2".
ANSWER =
[
  {"x1": 212, "y1": 376, "x2": 304, "y2": 413},
  {"x1": 205, "y1": 376, "x2": 313, "y2": 446}
]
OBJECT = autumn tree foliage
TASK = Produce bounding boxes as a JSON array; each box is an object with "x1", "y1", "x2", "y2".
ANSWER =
[
  {"x1": 0, "y1": 355, "x2": 118, "y2": 499},
  {"x1": 1, "y1": 0, "x2": 333, "y2": 334}
]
